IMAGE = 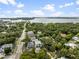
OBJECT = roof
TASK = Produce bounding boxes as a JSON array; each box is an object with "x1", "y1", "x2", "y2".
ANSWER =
[
  {"x1": 58, "y1": 57, "x2": 68, "y2": 59},
  {"x1": 27, "y1": 31, "x2": 35, "y2": 37},
  {"x1": 64, "y1": 43, "x2": 77, "y2": 48},
  {"x1": 35, "y1": 48, "x2": 41, "y2": 53},
  {"x1": 0, "y1": 48, "x2": 2, "y2": 53},
  {"x1": 60, "y1": 33, "x2": 66, "y2": 37},
  {"x1": 1, "y1": 32, "x2": 7, "y2": 34},
  {"x1": 31, "y1": 37, "x2": 36, "y2": 41},
  {"x1": 1, "y1": 44, "x2": 13, "y2": 49},
  {"x1": 37, "y1": 31, "x2": 42, "y2": 35},
  {"x1": 34, "y1": 39, "x2": 42, "y2": 45},
  {"x1": 27, "y1": 42, "x2": 34, "y2": 48},
  {"x1": 72, "y1": 36, "x2": 79, "y2": 40}
]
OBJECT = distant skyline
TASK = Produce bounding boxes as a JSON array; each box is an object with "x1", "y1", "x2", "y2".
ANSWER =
[{"x1": 0, "y1": 0, "x2": 79, "y2": 17}]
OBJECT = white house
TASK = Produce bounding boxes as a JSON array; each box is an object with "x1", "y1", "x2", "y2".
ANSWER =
[
  {"x1": 27, "y1": 38, "x2": 42, "y2": 53},
  {"x1": 37, "y1": 31, "x2": 42, "y2": 37},
  {"x1": 1, "y1": 32, "x2": 7, "y2": 34},
  {"x1": 64, "y1": 43, "x2": 77, "y2": 48},
  {"x1": 31, "y1": 37, "x2": 36, "y2": 41},
  {"x1": 0, "y1": 44, "x2": 13, "y2": 58},
  {"x1": 27, "y1": 31, "x2": 42, "y2": 53},
  {"x1": 0, "y1": 44, "x2": 13, "y2": 53},
  {"x1": 58, "y1": 57, "x2": 68, "y2": 59},
  {"x1": 34, "y1": 39, "x2": 42, "y2": 53},
  {"x1": 72, "y1": 36, "x2": 79, "y2": 41},
  {"x1": 34, "y1": 39, "x2": 42, "y2": 48}
]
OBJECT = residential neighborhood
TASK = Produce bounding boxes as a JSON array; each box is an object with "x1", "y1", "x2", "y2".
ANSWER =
[
  {"x1": 0, "y1": 0, "x2": 79, "y2": 59},
  {"x1": 0, "y1": 20, "x2": 79, "y2": 59}
]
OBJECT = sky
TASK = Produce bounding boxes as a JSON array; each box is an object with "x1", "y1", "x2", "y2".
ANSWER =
[{"x1": 0, "y1": 0, "x2": 79, "y2": 17}]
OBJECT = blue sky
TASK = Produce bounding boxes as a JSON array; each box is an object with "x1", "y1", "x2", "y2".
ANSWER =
[{"x1": 0, "y1": 0, "x2": 79, "y2": 17}]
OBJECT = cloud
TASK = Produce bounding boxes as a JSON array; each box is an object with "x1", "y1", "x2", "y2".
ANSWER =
[
  {"x1": 69, "y1": 12, "x2": 79, "y2": 17},
  {"x1": 59, "y1": 2, "x2": 74, "y2": 8},
  {"x1": 0, "y1": 14, "x2": 6, "y2": 17},
  {"x1": 30, "y1": 4, "x2": 56, "y2": 17},
  {"x1": 0, "y1": 0, "x2": 8, "y2": 4},
  {"x1": 8, "y1": 0, "x2": 16, "y2": 5},
  {"x1": 14, "y1": 9, "x2": 23, "y2": 14},
  {"x1": 51, "y1": 12, "x2": 63, "y2": 17},
  {"x1": 6, "y1": 10, "x2": 11, "y2": 13},
  {"x1": 0, "y1": 0, "x2": 16, "y2": 5},
  {"x1": 43, "y1": 4, "x2": 55, "y2": 12},
  {"x1": 17, "y1": 3, "x2": 24, "y2": 8},
  {"x1": 30, "y1": 10, "x2": 44, "y2": 17},
  {"x1": 14, "y1": 9, "x2": 27, "y2": 17},
  {"x1": 76, "y1": 0, "x2": 79, "y2": 5}
]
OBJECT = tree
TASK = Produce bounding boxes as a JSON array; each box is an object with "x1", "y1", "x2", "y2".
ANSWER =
[
  {"x1": 4, "y1": 47, "x2": 12, "y2": 55},
  {"x1": 66, "y1": 33, "x2": 73, "y2": 41},
  {"x1": 59, "y1": 48, "x2": 68, "y2": 57},
  {"x1": 37, "y1": 49, "x2": 46, "y2": 59}
]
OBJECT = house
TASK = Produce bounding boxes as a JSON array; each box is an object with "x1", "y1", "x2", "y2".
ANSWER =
[
  {"x1": 58, "y1": 57, "x2": 68, "y2": 59},
  {"x1": 0, "y1": 47, "x2": 3, "y2": 53},
  {"x1": 60, "y1": 33, "x2": 66, "y2": 38},
  {"x1": 6, "y1": 24, "x2": 10, "y2": 28},
  {"x1": 35, "y1": 48, "x2": 41, "y2": 53},
  {"x1": 0, "y1": 44, "x2": 13, "y2": 53},
  {"x1": 27, "y1": 31, "x2": 35, "y2": 38},
  {"x1": 31, "y1": 37, "x2": 36, "y2": 41},
  {"x1": 27, "y1": 41, "x2": 34, "y2": 48},
  {"x1": 27, "y1": 38, "x2": 42, "y2": 53},
  {"x1": 27, "y1": 31, "x2": 42, "y2": 53},
  {"x1": 1, "y1": 32, "x2": 7, "y2": 34},
  {"x1": 1, "y1": 44, "x2": 13, "y2": 49},
  {"x1": 64, "y1": 43, "x2": 77, "y2": 48},
  {"x1": 34, "y1": 39, "x2": 42, "y2": 53},
  {"x1": 37, "y1": 31, "x2": 42, "y2": 37},
  {"x1": 34, "y1": 39, "x2": 42, "y2": 48},
  {"x1": 72, "y1": 36, "x2": 79, "y2": 41},
  {"x1": 31, "y1": 38, "x2": 42, "y2": 48}
]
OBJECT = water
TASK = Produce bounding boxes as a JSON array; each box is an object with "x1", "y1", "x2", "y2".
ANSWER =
[
  {"x1": 29, "y1": 18, "x2": 79, "y2": 23},
  {"x1": 1, "y1": 17, "x2": 79, "y2": 23}
]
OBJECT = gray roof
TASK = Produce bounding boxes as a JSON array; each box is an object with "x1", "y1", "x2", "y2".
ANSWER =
[
  {"x1": 27, "y1": 42, "x2": 34, "y2": 48},
  {"x1": 1, "y1": 44, "x2": 13, "y2": 49},
  {"x1": 0, "y1": 48, "x2": 2, "y2": 53},
  {"x1": 27, "y1": 31, "x2": 35, "y2": 37}
]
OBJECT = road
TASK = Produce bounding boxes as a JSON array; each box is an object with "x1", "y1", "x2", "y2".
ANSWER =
[
  {"x1": 4, "y1": 23, "x2": 26, "y2": 59},
  {"x1": 47, "y1": 52, "x2": 54, "y2": 59}
]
